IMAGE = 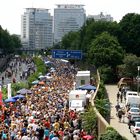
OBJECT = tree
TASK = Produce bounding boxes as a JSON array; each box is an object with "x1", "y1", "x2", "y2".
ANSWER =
[
  {"x1": 0, "y1": 25, "x2": 22, "y2": 53},
  {"x1": 98, "y1": 66, "x2": 115, "y2": 83},
  {"x1": 117, "y1": 54, "x2": 140, "y2": 78},
  {"x1": 119, "y1": 13, "x2": 140, "y2": 56},
  {"x1": 61, "y1": 31, "x2": 80, "y2": 50},
  {"x1": 89, "y1": 32, "x2": 124, "y2": 68},
  {"x1": 80, "y1": 21, "x2": 122, "y2": 53},
  {"x1": 60, "y1": 20, "x2": 121, "y2": 54},
  {"x1": 10, "y1": 34, "x2": 22, "y2": 49}
]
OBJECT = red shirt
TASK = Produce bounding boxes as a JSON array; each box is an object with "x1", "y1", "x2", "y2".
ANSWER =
[{"x1": 44, "y1": 121, "x2": 50, "y2": 129}]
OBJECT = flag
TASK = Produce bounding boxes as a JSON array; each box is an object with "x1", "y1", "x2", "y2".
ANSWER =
[
  {"x1": 0, "y1": 86, "x2": 3, "y2": 106},
  {"x1": 7, "y1": 83, "x2": 12, "y2": 99}
]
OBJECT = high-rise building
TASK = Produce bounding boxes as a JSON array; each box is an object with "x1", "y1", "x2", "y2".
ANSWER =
[
  {"x1": 54, "y1": 4, "x2": 86, "y2": 44},
  {"x1": 87, "y1": 12, "x2": 113, "y2": 22},
  {"x1": 21, "y1": 8, "x2": 53, "y2": 49}
]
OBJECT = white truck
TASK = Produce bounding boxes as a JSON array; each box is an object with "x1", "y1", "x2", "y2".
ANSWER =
[
  {"x1": 125, "y1": 95, "x2": 140, "y2": 107},
  {"x1": 126, "y1": 91, "x2": 138, "y2": 99},
  {"x1": 69, "y1": 90, "x2": 87, "y2": 112},
  {"x1": 75, "y1": 71, "x2": 90, "y2": 89}
]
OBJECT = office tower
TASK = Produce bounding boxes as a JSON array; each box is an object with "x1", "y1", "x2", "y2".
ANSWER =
[
  {"x1": 54, "y1": 4, "x2": 86, "y2": 44},
  {"x1": 87, "y1": 12, "x2": 113, "y2": 22},
  {"x1": 21, "y1": 8, "x2": 53, "y2": 49}
]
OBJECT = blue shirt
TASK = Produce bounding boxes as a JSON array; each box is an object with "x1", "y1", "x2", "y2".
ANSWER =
[{"x1": 44, "y1": 129, "x2": 49, "y2": 136}]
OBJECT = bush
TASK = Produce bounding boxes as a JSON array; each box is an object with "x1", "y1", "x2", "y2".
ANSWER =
[
  {"x1": 80, "y1": 105, "x2": 97, "y2": 135},
  {"x1": 12, "y1": 82, "x2": 28, "y2": 95},
  {"x1": 96, "y1": 81, "x2": 106, "y2": 99},
  {"x1": 100, "y1": 127, "x2": 128, "y2": 140},
  {"x1": 27, "y1": 56, "x2": 49, "y2": 87},
  {"x1": 95, "y1": 98, "x2": 110, "y2": 118}
]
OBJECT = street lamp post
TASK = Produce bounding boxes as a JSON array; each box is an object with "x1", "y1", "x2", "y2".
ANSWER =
[{"x1": 137, "y1": 66, "x2": 140, "y2": 95}]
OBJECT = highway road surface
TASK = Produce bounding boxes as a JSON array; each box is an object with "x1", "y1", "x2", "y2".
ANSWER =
[{"x1": 106, "y1": 85, "x2": 135, "y2": 140}]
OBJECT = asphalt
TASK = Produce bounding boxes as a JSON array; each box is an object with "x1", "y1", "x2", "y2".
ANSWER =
[{"x1": 106, "y1": 85, "x2": 135, "y2": 140}]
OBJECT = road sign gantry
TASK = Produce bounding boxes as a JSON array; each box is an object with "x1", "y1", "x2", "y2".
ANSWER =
[{"x1": 52, "y1": 49, "x2": 82, "y2": 59}]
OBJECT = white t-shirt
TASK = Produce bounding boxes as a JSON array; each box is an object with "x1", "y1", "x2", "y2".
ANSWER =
[
  {"x1": 52, "y1": 137, "x2": 59, "y2": 140},
  {"x1": 73, "y1": 134, "x2": 79, "y2": 140}
]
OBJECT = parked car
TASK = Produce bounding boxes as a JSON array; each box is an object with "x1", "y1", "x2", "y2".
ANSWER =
[
  {"x1": 126, "y1": 91, "x2": 138, "y2": 98},
  {"x1": 135, "y1": 131, "x2": 140, "y2": 140},
  {"x1": 128, "y1": 115, "x2": 140, "y2": 129},
  {"x1": 127, "y1": 107, "x2": 140, "y2": 120},
  {"x1": 130, "y1": 103, "x2": 140, "y2": 108},
  {"x1": 130, "y1": 122, "x2": 140, "y2": 137}
]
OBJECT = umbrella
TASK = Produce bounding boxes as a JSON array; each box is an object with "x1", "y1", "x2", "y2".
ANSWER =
[
  {"x1": 32, "y1": 80, "x2": 39, "y2": 85},
  {"x1": 46, "y1": 73, "x2": 51, "y2": 76},
  {"x1": 83, "y1": 135, "x2": 94, "y2": 140},
  {"x1": 5, "y1": 97, "x2": 16, "y2": 103},
  {"x1": 12, "y1": 95, "x2": 25, "y2": 100},
  {"x1": 45, "y1": 61, "x2": 54, "y2": 67},
  {"x1": 38, "y1": 75, "x2": 46, "y2": 80},
  {"x1": 45, "y1": 76, "x2": 53, "y2": 80},
  {"x1": 17, "y1": 88, "x2": 32, "y2": 95},
  {"x1": 38, "y1": 81, "x2": 45, "y2": 85},
  {"x1": 45, "y1": 61, "x2": 53, "y2": 64},
  {"x1": 50, "y1": 67, "x2": 55, "y2": 70},
  {"x1": 77, "y1": 84, "x2": 96, "y2": 91},
  {"x1": 38, "y1": 75, "x2": 45, "y2": 79},
  {"x1": 50, "y1": 69, "x2": 56, "y2": 73},
  {"x1": 60, "y1": 59, "x2": 69, "y2": 63}
]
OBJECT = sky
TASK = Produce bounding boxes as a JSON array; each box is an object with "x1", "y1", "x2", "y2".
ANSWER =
[{"x1": 0, "y1": 0, "x2": 140, "y2": 35}]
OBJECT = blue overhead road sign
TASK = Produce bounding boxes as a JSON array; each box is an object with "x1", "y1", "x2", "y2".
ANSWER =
[{"x1": 52, "y1": 50, "x2": 82, "y2": 59}]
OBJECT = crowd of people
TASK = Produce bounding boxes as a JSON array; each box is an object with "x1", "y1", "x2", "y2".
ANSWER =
[
  {"x1": 115, "y1": 86, "x2": 128, "y2": 122},
  {"x1": 1, "y1": 56, "x2": 35, "y2": 86},
  {"x1": 0, "y1": 57, "x2": 92, "y2": 140}
]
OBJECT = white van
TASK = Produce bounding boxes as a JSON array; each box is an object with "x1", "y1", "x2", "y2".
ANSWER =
[
  {"x1": 125, "y1": 95, "x2": 140, "y2": 106},
  {"x1": 126, "y1": 91, "x2": 138, "y2": 98},
  {"x1": 69, "y1": 100, "x2": 85, "y2": 112},
  {"x1": 69, "y1": 90, "x2": 87, "y2": 112}
]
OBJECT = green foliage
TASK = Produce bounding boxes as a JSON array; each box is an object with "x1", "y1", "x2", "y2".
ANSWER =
[
  {"x1": 95, "y1": 81, "x2": 110, "y2": 118},
  {"x1": 61, "y1": 31, "x2": 80, "y2": 50},
  {"x1": 27, "y1": 71, "x2": 39, "y2": 87},
  {"x1": 60, "y1": 20, "x2": 122, "y2": 54},
  {"x1": 1, "y1": 82, "x2": 28, "y2": 100},
  {"x1": 99, "y1": 66, "x2": 116, "y2": 83},
  {"x1": 33, "y1": 57, "x2": 47, "y2": 75},
  {"x1": 27, "y1": 56, "x2": 48, "y2": 87},
  {"x1": 58, "y1": 13, "x2": 140, "y2": 82},
  {"x1": 117, "y1": 54, "x2": 140, "y2": 78},
  {"x1": 2, "y1": 86, "x2": 7, "y2": 100},
  {"x1": 100, "y1": 127, "x2": 128, "y2": 140},
  {"x1": 119, "y1": 13, "x2": 140, "y2": 56},
  {"x1": 11, "y1": 82, "x2": 28, "y2": 95},
  {"x1": 0, "y1": 26, "x2": 22, "y2": 54},
  {"x1": 95, "y1": 98, "x2": 110, "y2": 118},
  {"x1": 81, "y1": 21, "x2": 122, "y2": 53},
  {"x1": 96, "y1": 81, "x2": 106, "y2": 99},
  {"x1": 80, "y1": 105, "x2": 97, "y2": 134},
  {"x1": 89, "y1": 32, "x2": 124, "y2": 68}
]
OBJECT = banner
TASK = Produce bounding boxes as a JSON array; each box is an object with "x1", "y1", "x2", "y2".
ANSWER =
[
  {"x1": 0, "y1": 85, "x2": 3, "y2": 105},
  {"x1": 7, "y1": 83, "x2": 12, "y2": 99}
]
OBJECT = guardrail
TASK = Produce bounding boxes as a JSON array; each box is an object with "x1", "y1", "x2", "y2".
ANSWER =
[{"x1": 91, "y1": 70, "x2": 109, "y2": 139}]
